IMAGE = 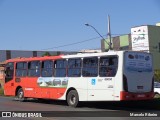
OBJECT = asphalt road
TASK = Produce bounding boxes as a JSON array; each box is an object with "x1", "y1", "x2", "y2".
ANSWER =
[{"x1": 0, "y1": 96, "x2": 160, "y2": 120}]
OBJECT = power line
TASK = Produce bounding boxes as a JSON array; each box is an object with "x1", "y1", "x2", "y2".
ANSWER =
[
  {"x1": 40, "y1": 33, "x2": 151, "y2": 51},
  {"x1": 40, "y1": 35, "x2": 106, "y2": 50}
]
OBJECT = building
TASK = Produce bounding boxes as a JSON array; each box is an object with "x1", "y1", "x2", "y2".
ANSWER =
[
  {"x1": 0, "y1": 61, "x2": 5, "y2": 88},
  {"x1": 101, "y1": 24, "x2": 160, "y2": 80},
  {"x1": 101, "y1": 34, "x2": 132, "y2": 51}
]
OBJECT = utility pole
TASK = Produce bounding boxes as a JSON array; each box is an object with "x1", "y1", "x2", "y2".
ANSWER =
[{"x1": 107, "y1": 15, "x2": 112, "y2": 50}]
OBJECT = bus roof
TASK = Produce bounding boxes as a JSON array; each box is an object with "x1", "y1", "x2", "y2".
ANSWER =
[
  {"x1": 5, "y1": 50, "x2": 150, "y2": 63},
  {"x1": 5, "y1": 55, "x2": 63, "y2": 62}
]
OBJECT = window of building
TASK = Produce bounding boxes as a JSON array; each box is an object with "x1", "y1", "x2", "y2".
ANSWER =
[
  {"x1": 82, "y1": 57, "x2": 98, "y2": 77},
  {"x1": 99, "y1": 56, "x2": 118, "y2": 77},
  {"x1": 54, "y1": 59, "x2": 67, "y2": 77},
  {"x1": 5, "y1": 62, "x2": 14, "y2": 82},
  {"x1": 28, "y1": 61, "x2": 41, "y2": 77},
  {"x1": 16, "y1": 62, "x2": 27, "y2": 77},
  {"x1": 68, "y1": 58, "x2": 81, "y2": 77},
  {"x1": 41, "y1": 60, "x2": 53, "y2": 77}
]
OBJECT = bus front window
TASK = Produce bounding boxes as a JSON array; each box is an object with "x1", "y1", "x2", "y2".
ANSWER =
[{"x1": 5, "y1": 62, "x2": 14, "y2": 83}]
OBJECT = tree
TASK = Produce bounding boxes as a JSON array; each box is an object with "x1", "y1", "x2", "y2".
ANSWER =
[
  {"x1": 42, "y1": 52, "x2": 51, "y2": 57},
  {"x1": 154, "y1": 70, "x2": 160, "y2": 82}
]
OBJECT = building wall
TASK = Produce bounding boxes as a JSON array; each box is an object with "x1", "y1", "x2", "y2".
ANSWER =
[
  {"x1": 11, "y1": 50, "x2": 33, "y2": 59},
  {"x1": 102, "y1": 34, "x2": 131, "y2": 51},
  {"x1": 0, "y1": 50, "x2": 6, "y2": 62},
  {"x1": 120, "y1": 35, "x2": 129, "y2": 47},
  {"x1": 0, "y1": 67, "x2": 5, "y2": 88},
  {"x1": 148, "y1": 25, "x2": 160, "y2": 70}
]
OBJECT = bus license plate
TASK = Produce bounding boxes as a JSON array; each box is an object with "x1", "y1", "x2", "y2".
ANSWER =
[{"x1": 137, "y1": 94, "x2": 145, "y2": 97}]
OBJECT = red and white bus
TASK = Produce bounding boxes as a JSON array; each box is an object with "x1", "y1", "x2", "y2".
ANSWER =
[{"x1": 4, "y1": 51, "x2": 154, "y2": 107}]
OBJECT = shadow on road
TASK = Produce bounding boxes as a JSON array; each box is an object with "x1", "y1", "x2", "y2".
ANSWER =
[
  {"x1": 79, "y1": 100, "x2": 160, "y2": 111},
  {"x1": 22, "y1": 98, "x2": 160, "y2": 111}
]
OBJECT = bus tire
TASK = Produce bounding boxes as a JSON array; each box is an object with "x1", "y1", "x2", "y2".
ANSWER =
[
  {"x1": 67, "y1": 90, "x2": 79, "y2": 107},
  {"x1": 17, "y1": 88, "x2": 25, "y2": 102}
]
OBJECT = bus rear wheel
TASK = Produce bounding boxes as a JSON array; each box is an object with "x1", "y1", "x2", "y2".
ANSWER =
[
  {"x1": 67, "y1": 90, "x2": 79, "y2": 107},
  {"x1": 17, "y1": 88, "x2": 25, "y2": 102}
]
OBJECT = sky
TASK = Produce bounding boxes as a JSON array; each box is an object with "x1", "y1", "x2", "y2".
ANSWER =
[{"x1": 0, "y1": 0, "x2": 160, "y2": 51}]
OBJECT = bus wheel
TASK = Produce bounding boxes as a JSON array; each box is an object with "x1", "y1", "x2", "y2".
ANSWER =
[
  {"x1": 17, "y1": 88, "x2": 25, "y2": 102},
  {"x1": 67, "y1": 90, "x2": 79, "y2": 107}
]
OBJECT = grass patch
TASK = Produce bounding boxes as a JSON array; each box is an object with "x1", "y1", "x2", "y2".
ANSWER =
[{"x1": 0, "y1": 88, "x2": 4, "y2": 96}]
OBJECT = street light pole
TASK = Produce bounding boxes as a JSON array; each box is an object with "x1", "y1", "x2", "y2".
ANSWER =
[
  {"x1": 85, "y1": 23, "x2": 106, "y2": 41},
  {"x1": 85, "y1": 23, "x2": 111, "y2": 50}
]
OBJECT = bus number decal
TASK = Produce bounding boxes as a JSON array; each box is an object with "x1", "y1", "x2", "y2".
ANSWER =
[{"x1": 104, "y1": 78, "x2": 112, "y2": 81}]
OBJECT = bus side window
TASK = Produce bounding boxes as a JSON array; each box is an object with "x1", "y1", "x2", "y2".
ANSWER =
[
  {"x1": 54, "y1": 59, "x2": 67, "y2": 77},
  {"x1": 82, "y1": 57, "x2": 98, "y2": 77},
  {"x1": 68, "y1": 58, "x2": 81, "y2": 77},
  {"x1": 16, "y1": 62, "x2": 27, "y2": 77},
  {"x1": 28, "y1": 61, "x2": 41, "y2": 77},
  {"x1": 5, "y1": 62, "x2": 14, "y2": 83},
  {"x1": 99, "y1": 56, "x2": 118, "y2": 77},
  {"x1": 41, "y1": 60, "x2": 53, "y2": 77}
]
